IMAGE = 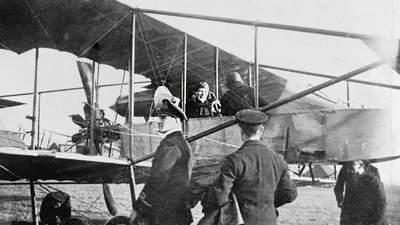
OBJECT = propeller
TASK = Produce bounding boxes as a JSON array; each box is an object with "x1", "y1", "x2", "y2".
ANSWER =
[
  {"x1": 76, "y1": 60, "x2": 120, "y2": 216},
  {"x1": 103, "y1": 183, "x2": 118, "y2": 216}
]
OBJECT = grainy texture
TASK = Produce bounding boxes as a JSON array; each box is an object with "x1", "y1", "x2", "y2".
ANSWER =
[{"x1": 0, "y1": 182, "x2": 399, "y2": 225}]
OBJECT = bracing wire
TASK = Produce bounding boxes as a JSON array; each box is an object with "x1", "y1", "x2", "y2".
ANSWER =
[
  {"x1": 138, "y1": 14, "x2": 217, "y2": 84},
  {"x1": 35, "y1": 183, "x2": 110, "y2": 217},
  {"x1": 114, "y1": 69, "x2": 127, "y2": 123},
  {"x1": 24, "y1": 0, "x2": 58, "y2": 50},
  {"x1": 163, "y1": 35, "x2": 185, "y2": 83},
  {"x1": 137, "y1": 13, "x2": 162, "y2": 86},
  {"x1": 79, "y1": 12, "x2": 132, "y2": 57}
]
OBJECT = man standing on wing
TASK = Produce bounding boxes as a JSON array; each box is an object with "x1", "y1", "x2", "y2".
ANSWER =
[
  {"x1": 201, "y1": 109, "x2": 297, "y2": 225},
  {"x1": 130, "y1": 92, "x2": 194, "y2": 225}
]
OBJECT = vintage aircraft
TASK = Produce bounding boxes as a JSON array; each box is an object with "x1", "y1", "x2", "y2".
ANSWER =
[{"x1": 0, "y1": 0, "x2": 400, "y2": 223}]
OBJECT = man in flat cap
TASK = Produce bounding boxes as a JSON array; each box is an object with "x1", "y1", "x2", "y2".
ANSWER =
[
  {"x1": 201, "y1": 109, "x2": 297, "y2": 225},
  {"x1": 221, "y1": 72, "x2": 269, "y2": 116},
  {"x1": 186, "y1": 81, "x2": 221, "y2": 118},
  {"x1": 40, "y1": 191, "x2": 71, "y2": 225},
  {"x1": 130, "y1": 93, "x2": 194, "y2": 225}
]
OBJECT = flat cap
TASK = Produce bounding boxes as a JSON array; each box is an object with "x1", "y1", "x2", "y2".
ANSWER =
[
  {"x1": 236, "y1": 109, "x2": 268, "y2": 131},
  {"x1": 49, "y1": 191, "x2": 69, "y2": 203},
  {"x1": 226, "y1": 72, "x2": 243, "y2": 88},
  {"x1": 197, "y1": 81, "x2": 209, "y2": 91}
]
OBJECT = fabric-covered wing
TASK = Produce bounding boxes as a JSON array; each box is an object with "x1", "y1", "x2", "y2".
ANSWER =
[
  {"x1": 0, "y1": 0, "x2": 286, "y2": 108},
  {"x1": 0, "y1": 0, "x2": 133, "y2": 70},
  {"x1": 0, "y1": 148, "x2": 149, "y2": 184}
]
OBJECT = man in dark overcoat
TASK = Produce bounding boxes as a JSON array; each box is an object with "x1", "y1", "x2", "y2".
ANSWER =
[
  {"x1": 334, "y1": 160, "x2": 381, "y2": 210},
  {"x1": 130, "y1": 92, "x2": 194, "y2": 225},
  {"x1": 39, "y1": 191, "x2": 71, "y2": 225},
  {"x1": 220, "y1": 72, "x2": 268, "y2": 116},
  {"x1": 186, "y1": 81, "x2": 220, "y2": 118},
  {"x1": 334, "y1": 160, "x2": 387, "y2": 225},
  {"x1": 201, "y1": 109, "x2": 297, "y2": 225}
]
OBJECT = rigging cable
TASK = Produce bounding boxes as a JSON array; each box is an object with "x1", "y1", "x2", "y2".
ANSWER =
[
  {"x1": 163, "y1": 35, "x2": 185, "y2": 83},
  {"x1": 24, "y1": 0, "x2": 58, "y2": 50},
  {"x1": 114, "y1": 69, "x2": 127, "y2": 123},
  {"x1": 139, "y1": 13, "x2": 216, "y2": 84},
  {"x1": 79, "y1": 12, "x2": 132, "y2": 57},
  {"x1": 137, "y1": 13, "x2": 162, "y2": 86}
]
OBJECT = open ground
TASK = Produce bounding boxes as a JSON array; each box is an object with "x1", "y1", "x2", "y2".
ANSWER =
[{"x1": 0, "y1": 182, "x2": 399, "y2": 225}]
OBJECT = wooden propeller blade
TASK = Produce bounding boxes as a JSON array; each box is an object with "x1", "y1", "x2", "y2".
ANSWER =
[{"x1": 103, "y1": 183, "x2": 118, "y2": 216}]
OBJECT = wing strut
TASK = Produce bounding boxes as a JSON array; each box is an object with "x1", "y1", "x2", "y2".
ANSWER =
[
  {"x1": 131, "y1": 59, "x2": 391, "y2": 164},
  {"x1": 30, "y1": 180, "x2": 39, "y2": 225},
  {"x1": 128, "y1": 11, "x2": 137, "y2": 209}
]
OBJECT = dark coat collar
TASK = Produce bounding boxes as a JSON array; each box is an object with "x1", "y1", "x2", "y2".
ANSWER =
[{"x1": 242, "y1": 139, "x2": 264, "y2": 146}]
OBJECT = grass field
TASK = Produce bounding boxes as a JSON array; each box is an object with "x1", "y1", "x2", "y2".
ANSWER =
[{"x1": 0, "y1": 182, "x2": 399, "y2": 225}]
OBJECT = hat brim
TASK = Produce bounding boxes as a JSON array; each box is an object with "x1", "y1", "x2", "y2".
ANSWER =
[
  {"x1": 162, "y1": 99, "x2": 188, "y2": 121},
  {"x1": 238, "y1": 122, "x2": 264, "y2": 131},
  {"x1": 50, "y1": 191, "x2": 68, "y2": 203}
]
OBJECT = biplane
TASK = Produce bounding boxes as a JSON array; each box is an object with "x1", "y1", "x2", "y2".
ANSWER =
[{"x1": 0, "y1": 0, "x2": 400, "y2": 223}]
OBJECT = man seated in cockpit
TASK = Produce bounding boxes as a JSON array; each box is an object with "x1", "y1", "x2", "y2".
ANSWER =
[
  {"x1": 186, "y1": 81, "x2": 221, "y2": 118},
  {"x1": 96, "y1": 109, "x2": 113, "y2": 127}
]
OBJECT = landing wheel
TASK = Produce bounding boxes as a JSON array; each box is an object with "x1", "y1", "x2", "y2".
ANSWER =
[
  {"x1": 59, "y1": 217, "x2": 90, "y2": 225},
  {"x1": 104, "y1": 216, "x2": 130, "y2": 225},
  {"x1": 104, "y1": 215, "x2": 148, "y2": 225}
]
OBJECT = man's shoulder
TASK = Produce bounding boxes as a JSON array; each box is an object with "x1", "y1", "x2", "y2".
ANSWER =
[
  {"x1": 235, "y1": 142, "x2": 281, "y2": 158},
  {"x1": 360, "y1": 173, "x2": 382, "y2": 186},
  {"x1": 163, "y1": 131, "x2": 189, "y2": 146},
  {"x1": 234, "y1": 84, "x2": 253, "y2": 92},
  {"x1": 221, "y1": 90, "x2": 234, "y2": 99}
]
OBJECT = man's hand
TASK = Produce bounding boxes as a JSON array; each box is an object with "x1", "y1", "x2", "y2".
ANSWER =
[
  {"x1": 129, "y1": 209, "x2": 138, "y2": 225},
  {"x1": 211, "y1": 100, "x2": 221, "y2": 116},
  {"x1": 129, "y1": 209, "x2": 148, "y2": 225}
]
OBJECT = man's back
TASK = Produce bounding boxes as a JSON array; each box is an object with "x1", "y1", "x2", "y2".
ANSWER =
[{"x1": 208, "y1": 140, "x2": 297, "y2": 224}]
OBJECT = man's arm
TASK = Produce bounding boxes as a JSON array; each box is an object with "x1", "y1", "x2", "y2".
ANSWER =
[
  {"x1": 274, "y1": 164, "x2": 297, "y2": 208},
  {"x1": 134, "y1": 145, "x2": 181, "y2": 214},
  {"x1": 334, "y1": 167, "x2": 347, "y2": 207},
  {"x1": 220, "y1": 95, "x2": 230, "y2": 116},
  {"x1": 369, "y1": 179, "x2": 387, "y2": 224},
  {"x1": 202, "y1": 155, "x2": 236, "y2": 213}
]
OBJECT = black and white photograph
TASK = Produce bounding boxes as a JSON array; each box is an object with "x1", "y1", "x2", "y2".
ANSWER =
[{"x1": 0, "y1": 0, "x2": 399, "y2": 224}]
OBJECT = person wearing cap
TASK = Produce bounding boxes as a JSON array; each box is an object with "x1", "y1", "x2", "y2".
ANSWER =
[
  {"x1": 39, "y1": 191, "x2": 71, "y2": 225},
  {"x1": 186, "y1": 81, "x2": 221, "y2": 118},
  {"x1": 200, "y1": 109, "x2": 297, "y2": 224},
  {"x1": 334, "y1": 160, "x2": 387, "y2": 225},
  {"x1": 220, "y1": 72, "x2": 269, "y2": 116},
  {"x1": 334, "y1": 160, "x2": 381, "y2": 213},
  {"x1": 362, "y1": 160, "x2": 381, "y2": 179},
  {"x1": 130, "y1": 94, "x2": 194, "y2": 225}
]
